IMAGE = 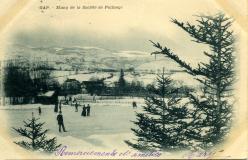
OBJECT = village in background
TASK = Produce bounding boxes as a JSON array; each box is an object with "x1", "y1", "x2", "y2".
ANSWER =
[
  {"x1": 0, "y1": 45, "x2": 194, "y2": 106},
  {"x1": 0, "y1": 45, "x2": 195, "y2": 154}
]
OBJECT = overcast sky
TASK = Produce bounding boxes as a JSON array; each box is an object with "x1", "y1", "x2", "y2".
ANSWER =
[{"x1": 1, "y1": 0, "x2": 244, "y2": 64}]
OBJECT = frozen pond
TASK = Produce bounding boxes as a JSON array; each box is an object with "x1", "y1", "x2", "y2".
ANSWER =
[{"x1": 2, "y1": 100, "x2": 144, "y2": 150}]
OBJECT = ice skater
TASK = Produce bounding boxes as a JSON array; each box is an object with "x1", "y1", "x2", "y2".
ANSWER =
[
  {"x1": 75, "y1": 102, "x2": 79, "y2": 112},
  {"x1": 81, "y1": 105, "x2": 87, "y2": 116},
  {"x1": 54, "y1": 102, "x2": 58, "y2": 112},
  {"x1": 132, "y1": 101, "x2": 137, "y2": 109},
  {"x1": 86, "y1": 104, "x2": 91, "y2": 116},
  {"x1": 73, "y1": 97, "x2": 77, "y2": 103},
  {"x1": 38, "y1": 107, "x2": 41, "y2": 115},
  {"x1": 56, "y1": 111, "x2": 67, "y2": 132}
]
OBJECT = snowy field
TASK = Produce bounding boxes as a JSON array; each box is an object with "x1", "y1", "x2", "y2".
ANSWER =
[
  {"x1": 1, "y1": 100, "x2": 182, "y2": 158},
  {"x1": 0, "y1": 99, "x2": 208, "y2": 159},
  {"x1": 2, "y1": 100, "x2": 144, "y2": 151}
]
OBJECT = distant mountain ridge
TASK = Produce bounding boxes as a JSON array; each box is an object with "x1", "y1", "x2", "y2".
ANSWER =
[{"x1": 7, "y1": 44, "x2": 179, "y2": 71}]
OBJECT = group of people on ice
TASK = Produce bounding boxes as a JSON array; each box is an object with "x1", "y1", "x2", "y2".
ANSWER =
[
  {"x1": 38, "y1": 96, "x2": 138, "y2": 133},
  {"x1": 74, "y1": 102, "x2": 91, "y2": 117},
  {"x1": 80, "y1": 104, "x2": 91, "y2": 116},
  {"x1": 51, "y1": 97, "x2": 92, "y2": 132}
]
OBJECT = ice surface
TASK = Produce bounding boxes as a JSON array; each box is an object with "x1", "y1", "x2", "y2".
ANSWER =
[
  {"x1": 3, "y1": 100, "x2": 143, "y2": 151},
  {"x1": 1, "y1": 98, "x2": 196, "y2": 158}
]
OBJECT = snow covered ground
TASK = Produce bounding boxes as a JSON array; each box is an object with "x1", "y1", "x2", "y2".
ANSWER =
[
  {"x1": 1, "y1": 98, "x2": 229, "y2": 159},
  {"x1": 1, "y1": 100, "x2": 171, "y2": 158},
  {"x1": 4, "y1": 101, "x2": 139, "y2": 145}
]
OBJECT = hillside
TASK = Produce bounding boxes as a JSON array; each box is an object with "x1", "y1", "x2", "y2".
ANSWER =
[
  {"x1": 136, "y1": 59, "x2": 182, "y2": 72},
  {"x1": 7, "y1": 44, "x2": 155, "y2": 71}
]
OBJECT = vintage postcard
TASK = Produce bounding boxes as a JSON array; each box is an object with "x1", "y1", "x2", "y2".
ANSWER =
[{"x1": 0, "y1": 0, "x2": 247, "y2": 159}]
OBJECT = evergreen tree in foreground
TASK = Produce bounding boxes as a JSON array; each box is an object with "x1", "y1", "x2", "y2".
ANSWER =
[
  {"x1": 125, "y1": 70, "x2": 190, "y2": 151},
  {"x1": 13, "y1": 113, "x2": 61, "y2": 153},
  {"x1": 150, "y1": 13, "x2": 235, "y2": 148}
]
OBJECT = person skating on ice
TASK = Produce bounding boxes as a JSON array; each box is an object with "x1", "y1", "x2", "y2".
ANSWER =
[
  {"x1": 56, "y1": 111, "x2": 67, "y2": 132},
  {"x1": 86, "y1": 104, "x2": 91, "y2": 116}
]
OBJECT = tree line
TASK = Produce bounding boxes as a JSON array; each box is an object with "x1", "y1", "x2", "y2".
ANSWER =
[
  {"x1": 4, "y1": 59, "x2": 186, "y2": 104},
  {"x1": 3, "y1": 59, "x2": 57, "y2": 104}
]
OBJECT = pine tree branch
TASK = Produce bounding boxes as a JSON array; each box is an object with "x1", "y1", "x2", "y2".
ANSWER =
[
  {"x1": 12, "y1": 127, "x2": 33, "y2": 140},
  {"x1": 150, "y1": 40, "x2": 205, "y2": 76}
]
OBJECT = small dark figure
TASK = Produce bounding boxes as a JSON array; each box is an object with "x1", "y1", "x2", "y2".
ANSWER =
[
  {"x1": 65, "y1": 99, "x2": 69, "y2": 105},
  {"x1": 54, "y1": 102, "x2": 58, "y2": 112},
  {"x1": 81, "y1": 105, "x2": 87, "y2": 116},
  {"x1": 56, "y1": 111, "x2": 67, "y2": 132},
  {"x1": 132, "y1": 101, "x2": 137, "y2": 109},
  {"x1": 38, "y1": 107, "x2": 41, "y2": 115},
  {"x1": 73, "y1": 98, "x2": 77, "y2": 103},
  {"x1": 86, "y1": 104, "x2": 91, "y2": 116},
  {"x1": 75, "y1": 102, "x2": 78, "y2": 112}
]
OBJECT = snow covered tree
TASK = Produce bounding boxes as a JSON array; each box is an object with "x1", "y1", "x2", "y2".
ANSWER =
[
  {"x1": 13, "y1": 113, "x2": 61, "y2": 153},
  {"x1": 117, "y1": 69, "x2": 126, "y2": 94},
  {"x1": 125, "y1": 70, "x2": 190, "y2": 151},
  {"x1": 118, "y1": 69, "x2": 126, "y2": 88},
  {"x1": 150, "y1": 13, "x2": 235, "y2": 148}
]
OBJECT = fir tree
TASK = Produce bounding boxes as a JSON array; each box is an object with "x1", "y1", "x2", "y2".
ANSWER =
[
  {"x1": 150, "y1": 13, "x2": 235, "y2": 148},
  {"x1": 13, "y1": 113, "x2": 61, "y2": 153},
  {"x1": 125, "y1": 69, "x2": 190, "y2": 151},
  {"x1": 118, "y1": 69, "x2": 126, "y2": 93}
]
